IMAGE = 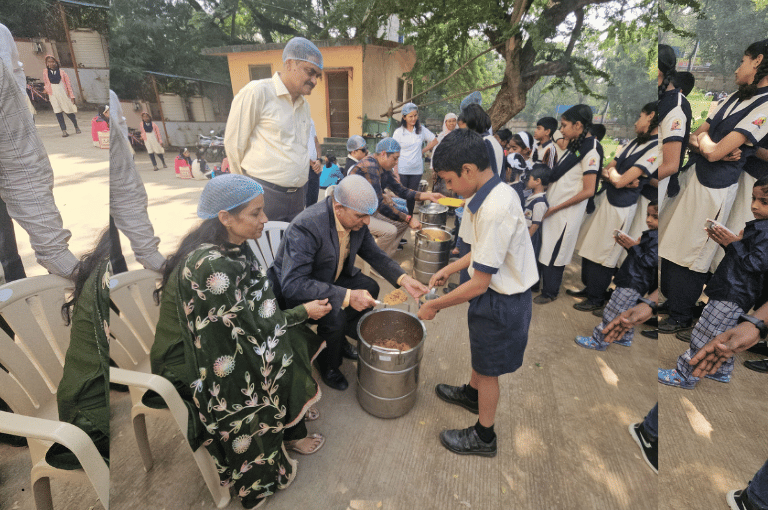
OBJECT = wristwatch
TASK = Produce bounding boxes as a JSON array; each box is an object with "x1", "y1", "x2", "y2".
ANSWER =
[
  {"x1": 636, "y1": 296, "x2": 658, "y2": 314},
  {"x1": 737, "y1": 314, "x2": 768, "y2": 340}
]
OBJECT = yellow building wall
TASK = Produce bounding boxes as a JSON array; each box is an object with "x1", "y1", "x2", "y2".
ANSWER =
[
  {"x1": 361, "y1": 45, "x2": 417, "y2": 129},
  {"x1": 225, "y1": 46, "x2": 365, "y2": 142}
]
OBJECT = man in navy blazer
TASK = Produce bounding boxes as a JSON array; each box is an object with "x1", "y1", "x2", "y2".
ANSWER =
[{"x1": 269, "y1": 175, "x2": 428, "y2": 390}]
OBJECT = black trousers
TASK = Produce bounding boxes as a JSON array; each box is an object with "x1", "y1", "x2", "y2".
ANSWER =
[
  {"x1": 315, "y1": 272, "x2": 379, "y2": 372},
  {"x1": 305, "y1": 166, "x2": 320, "y2": 207},
  {"x1": 660, "y1": 258, "x2": 710, "y2": 325},
  {"x1": 55, "y1": 112, "x2": 78, "y2": 131},
  {"x1": 539, "y1": 232, "x2": 565, "y2": 299},
  {"x1": 581, "y1": 258, "x2": 617, "y2": 305},
  {"x1": 0, "y1": 196, "x2": 26, "y2": 282}
]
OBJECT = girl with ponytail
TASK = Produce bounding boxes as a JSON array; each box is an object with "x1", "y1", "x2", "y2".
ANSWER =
[
  {"x1": 656, "y1": 44, "x2": 693, "y2": 212},
  {"x1": 659, "y1": 39, "x2": 768, "y2": 336},
  {"x1": 573, "y1": 102, "x2": 660, "y2": 310},
  {"x1": 535, "y1": 104, "x2": 603, "y2": 304}
]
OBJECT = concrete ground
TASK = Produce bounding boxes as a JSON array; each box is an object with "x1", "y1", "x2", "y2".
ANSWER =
[{"x1": 3, "y1": 135, "x2": 767, "y2": 509}]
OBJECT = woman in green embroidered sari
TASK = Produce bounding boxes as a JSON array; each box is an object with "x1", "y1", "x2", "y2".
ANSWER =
[{"x1": 150, "y1": 174, "x2": 331, "y2": 508}]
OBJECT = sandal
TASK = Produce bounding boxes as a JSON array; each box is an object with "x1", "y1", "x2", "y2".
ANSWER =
[
  {"x1": 303, "y1": 405, "x2": 320, "y2": 422},
  {"x1": 658, "y1": 368, "x2": 695, "y2": 389},
  {"x1": 285, "y1": 433, "x2": 325, "y2": 455}
]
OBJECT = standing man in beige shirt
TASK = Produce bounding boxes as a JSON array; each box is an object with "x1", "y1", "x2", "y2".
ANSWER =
[{"x1": 224, "y1": 37, "x2": 323, "y2": 222}]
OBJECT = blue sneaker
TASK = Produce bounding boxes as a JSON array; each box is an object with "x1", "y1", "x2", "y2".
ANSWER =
[
  {"x1": 574, "y1": 336, "x2": 606, "y2": 351},
  {"x1": 705, "y1": 372, "x2": 731, "y2": 383},
  {"x1": 658, "y1": 368, "x2": 696, "y2": 389},
  {"x1": 614, "y1": 338, "x2": 633, "y2": 347}
]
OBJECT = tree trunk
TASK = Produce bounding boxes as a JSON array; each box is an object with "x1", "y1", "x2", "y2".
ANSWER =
[{"x1": 488, "y1": 36, "x2": 529, "y2": 131}]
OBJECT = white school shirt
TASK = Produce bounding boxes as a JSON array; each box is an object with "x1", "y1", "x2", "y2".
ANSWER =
[
  {"x1": 392, "y1": 126, "x2": 435, "y2": 175},
  {"x1": 459, "y1": 174, "x2": 539, "y2": 294},
  {"x1": 224, "y1": 73, "x2": 311, "y2": 187}
]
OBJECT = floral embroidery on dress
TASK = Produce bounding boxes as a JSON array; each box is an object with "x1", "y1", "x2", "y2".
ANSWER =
[
  {"x1": 258, "y1": 298, "x2": 277, "y2": 318},
  {"x1": 206, "y1": 272, "x2": 230, "y2": 294},
  {"x1": 213, "y1": 355, "x2": 236, "y2": 377}
]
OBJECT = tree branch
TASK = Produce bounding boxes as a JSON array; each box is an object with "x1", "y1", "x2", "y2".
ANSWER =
[
  {"x1": 565, "y1": 8, "x2": 584, "y2": 57},
  {"x1": 383, "y1": 41, "x2": 506, "y2": 114}
]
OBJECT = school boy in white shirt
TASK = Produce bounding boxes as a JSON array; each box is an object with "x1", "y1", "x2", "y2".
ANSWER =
[{"x1": 418, "y1": 129, "x2": 538, "y2": 456}]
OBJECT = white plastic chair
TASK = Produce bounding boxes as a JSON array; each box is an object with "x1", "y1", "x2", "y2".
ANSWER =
[
  {"x1": 0, "y1": 275, "x2": 109, "y2": 510},
  {"x1": 108, "y1": 269, "x2": 230, "y2": 509},
  {"x1": 246, "y1": 220, "x2": 289, "y2": 269}
]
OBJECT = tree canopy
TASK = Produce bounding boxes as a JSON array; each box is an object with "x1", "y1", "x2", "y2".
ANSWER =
[{"x1": 324, "y1": 0, "x2": 657, "y2": 129}]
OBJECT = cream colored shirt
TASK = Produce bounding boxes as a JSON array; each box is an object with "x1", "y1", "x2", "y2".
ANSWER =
[
  {"x1": 224, "y1": 72, "x2": 311, "y2": 187},
  {"x1": 333, "y1": 210, "x2": 352, "y2": 308}
]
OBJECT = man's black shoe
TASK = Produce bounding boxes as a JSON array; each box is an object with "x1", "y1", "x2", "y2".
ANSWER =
[
  {"x1": 628, "y1": 422, "x2": 657, "y2": 474},
  {"x1": 640, "y1": 329, "x2": 658, "y2": 339},
  {"x1": 342, "y1": 341, "x2": 359, "y2": 360},
  {"x1": 439, "y1": 426, "x2": 497, "y2": 457},
  {"x1": 566, "y1": 288, "x2": 588, "y2": 297},
  {"x1": 744, "y1": 359, "x2": 768, "y2": 374},
  {"x1": 321, "y1": 368, "x2": 349, "y2": 391},
  {"x1": 435, "y1": 384, "x2": 479, "y2": 414},
  {"x1": 676, "y1": 329, "x2": 692, "y2": 343}
]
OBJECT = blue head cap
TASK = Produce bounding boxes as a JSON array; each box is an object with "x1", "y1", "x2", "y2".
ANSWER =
[
  {"x1": 282, "y1": 37, "x2": 323, "y2": 70},
  {"x1": 460, "y1": 91, "x2": 482, "y2": 112},
  {"x1": 375, "y1": 137, "x2": 400, "y2": 154},
  {"x1": 333, "y1": 175, "x2": 378, "y2": 215},
  {"x1": 197, "y1": 174, "x2": 264, "y2": 220},
  {"x1": 401, "y1": 102, "x2": 418, "y2": 116},
  {"x1": 346, "y1": 135, "x2": 367, "y2": 152}
]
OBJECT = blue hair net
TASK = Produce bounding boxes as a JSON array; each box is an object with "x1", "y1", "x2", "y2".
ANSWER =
[
  {"x1": 376, "y1": 137, "x2": 400, "y2": 154},
  {"x1": 333, "y1": 175, "x2": 378, "y2": 215},
  {"x1": 346, "y1": 135, "x2": 367, "y2": 152},
  {"x1": 460, "y1": 91, "x2": 482, "y2": 112},
  {"x1": 401, "y1": 102, "x2": 418, "y2": 116},
  {"x1": 197, "y1": 174, "x2": 264, "y2": 219},
  {"x1": 282, "y1": 37, "x2": 323, "y2": 70}
]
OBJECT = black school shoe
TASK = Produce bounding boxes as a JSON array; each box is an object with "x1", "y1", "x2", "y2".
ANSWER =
[
  {"x1": 744, "y1": 359, "x2": 768, "y2": 374},
  {"x1": 573, "y1": 301, "x2": 603, "y2": 312},
  {"x1": 727, "y1": 487, "x2": 759, "y2": 510},
  {"x1": 628, "y1": 422, "x2": 657, "y2": 474},
  {"x1": 435, "y1": 384, "x2": 479, "y2": 414},
  {"x1": 641, "y1": 329, "x2": 658, "y2": 339},
  {"x1": 439, "y1": 426, "x2": 497, "y2": 457},
  {"x1": 657, "y1": 318, "x2": 692, "y2": 334}
]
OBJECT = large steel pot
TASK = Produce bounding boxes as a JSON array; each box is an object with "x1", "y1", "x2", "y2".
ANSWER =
[
  {"x1": 419, "y1": 203, "x2": 449, "y2": 229},
  {"x1": 412, "y1": 228, "x2": 453, "y2": 285},
  {"x1": 356, "y1": 308, "x2": 427, "y2": 419}
]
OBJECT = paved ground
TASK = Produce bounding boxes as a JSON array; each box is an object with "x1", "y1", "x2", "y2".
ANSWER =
[{"x1": 2, "y1": 133, "x2": 767, "y2": 509}]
